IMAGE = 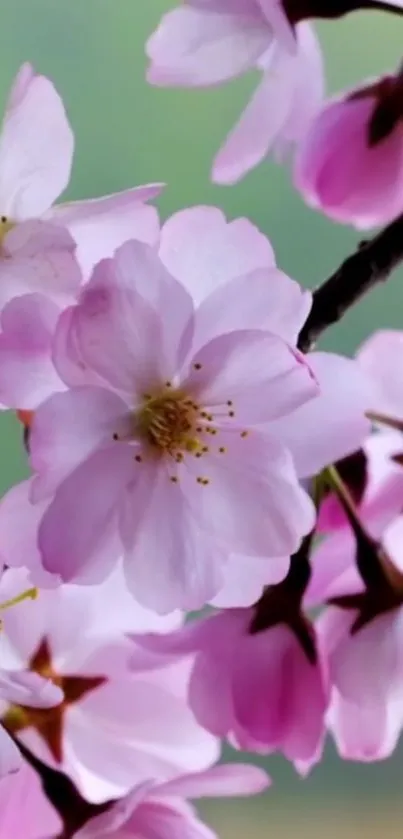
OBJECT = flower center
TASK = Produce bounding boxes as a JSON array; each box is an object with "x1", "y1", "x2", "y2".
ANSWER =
[
  {"x1": 136, "y1": 388, "x2": 200, "y2": 456},
  {"x1": 0, "y1": 215, "x2": 14, "y2": 246}
]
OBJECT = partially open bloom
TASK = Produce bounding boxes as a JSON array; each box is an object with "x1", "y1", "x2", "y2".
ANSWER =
[
  {"x1": 76, "y1": 764, "x2": 270, "y2": 839},
  {"x1": 0, "y1": 567, "x2": 218, "y2": 802},
  {"x1": 147, "y1": 3, "x2": 324, "y2": 183},
  {"x1": 294, "y1": 66, "x2": 403, "y2": 228},
  {"x1": 0, "y1": 762, "x2": 61, "y2": 838},
  {"x1": 131, "y1": 606, "x2": 329, "y2": 770},
  {"x1": 0, "y1": 63, "x2": 160, "y2": 278},
  {"x1": 22, "y1": 239, "x2": 319, "y2": 613}
]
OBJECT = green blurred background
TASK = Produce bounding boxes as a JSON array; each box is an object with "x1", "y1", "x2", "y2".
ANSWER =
[{"x1": 1, "y1": 1, "x2": 403, "y2": 835}]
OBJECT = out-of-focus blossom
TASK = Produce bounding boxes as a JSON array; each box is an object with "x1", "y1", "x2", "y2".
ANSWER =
[
  {"x1": 131, "y1": 606, "x2": 329, "y2": 770},
  {"x1": 0, "y1": 761, "x2": 62, "y2": 839},
  {"x1": 0, "y1": 567, "x2": 218, "y2": 802},
  {"x1": 294, "y1": 68, "x2": 403, "y2": 228},
  {"x1": 357, "y1": 328, "x2": 403, "y2": 419},
  {"x1": 0, "y1": 63, "x2": 161, "y2": 278},
  {"x1": 76, "y1": 764, "x2": 270, "y2": 839},
  {"x1": 24, "y1": 239, "x2": 318, "y2": 613},
  {"x1": 0, "y1": 659, "x2": 63, "y2": 777},
  {"x1": 308, "y1": 434, "x2": 403, "y2": 760},
  {"x1": 147, "y1": 3, "x2": 324, "y2": 182}
]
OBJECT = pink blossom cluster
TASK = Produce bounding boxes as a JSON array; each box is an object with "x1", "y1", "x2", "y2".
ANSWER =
[{"x1": 0, "y1": 0, "x2": 402, "y2": 836}]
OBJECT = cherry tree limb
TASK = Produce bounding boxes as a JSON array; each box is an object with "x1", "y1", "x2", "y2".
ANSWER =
[{"x1": 298, "y1": 212, "x2": 403, "y2": 353}]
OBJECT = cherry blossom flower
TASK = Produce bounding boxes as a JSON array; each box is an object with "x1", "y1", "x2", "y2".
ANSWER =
[
  {"x1": 21, "y1": 239, "x2": 320, "y2": 613},
  {"x1": 0, "y1": 63, "x2": 161, "y2": 279},
  {"x1": 0, "y1": 762, "x2": 62, "y2": 839},
  {"x1": 294, "y1": 66, "x2": 403, "y2": 228},
  {"x1": 76, "y1": 764, "x2": 270, "y2": 839},
  {"x1": 146, "y1": 3, "x2": 324, "y2": 182},
  {"x1": 0, "y1": 567, "x2": 217, "y2": 802}
]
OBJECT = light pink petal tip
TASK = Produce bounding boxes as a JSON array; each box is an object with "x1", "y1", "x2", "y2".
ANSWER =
[{"x1": 0, "y1": 63, "x2": 74, "y2": 218}]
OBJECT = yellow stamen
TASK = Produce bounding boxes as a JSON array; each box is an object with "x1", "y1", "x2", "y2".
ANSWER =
[{"x1": 0, "y1": 587, "x2": 38, "y2": 612}]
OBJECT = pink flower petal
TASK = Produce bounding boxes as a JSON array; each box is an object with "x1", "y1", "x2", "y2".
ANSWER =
[
  {"x1": 185, "y1": 330, "x2": 318, "y2": 423},
  {"x1": 0, "y1": 729, "x2": 21, "y2": 777},
  {"x1": 67, "y1": 675, "x2": 218, "y2": 802},
  {"x1": 212, "y1": 23, "x2": 323, "y2": 183},
  {"x1": 30, "y1": 386, "x2": 130, "y2": 500},
  {"x1": 0, "y1": 293, "x2": 63, "y2": 410},
  {"x1": 210, "y1": 553, "x2": 289, "y2": 608},
  {"x1": 0, "y1": 669, "x2": 62, "y2": 708},
  {"x1": 0, "y1": 220, "x2": 81, "y2": 309},
  {"x1": 0, "y1": 480, "x2": 58, "y2": 588},
  {"x1": 48, "y1": 185, "x2": 162, "y2": 279},
  {"x1": 357, "y1": 329, "x2": 403, "y2": 419},
  {"x1": 0, "y1": 762, "x2": 62, "y2": 837},
  {"x1": 157, "y1": 763, "x2": 270, "y2": 798},
  {"x1": 268, "y1": 352, "x2": 374, "y2": 477},
  {"x1": 146, "y1": 6, "x2": 271, "y2": 87},
  {"x1": 183, "y1": 430, "x2": 315, "y2": 559},
  {"x1": 191, "y1": 267, "x2": 311, "y2": 350},
  {"x1": 0, "y1": 65, "x2": 73, "y2": 218},
  {"x1": 122, "y1": 463, "x2": 226, "y2": 613},
  {"x1": 70, "y1": 247, "x2": 184, "y2": 396},
  {"x1": 232, "y1": 626, "x2": 327, "y2": 763},
  {"x1": 160, "y1": 206, "x2": 275, "y2": 307},
  {"x1": 38, "y1": 445, "x2": 132, "y2": 583},
  {"x1": 329, "y1": 690, "x2": 403, "y2": 762},
  {"x1": 320, "y1": 607, "x2": 403, "y2": 705}
]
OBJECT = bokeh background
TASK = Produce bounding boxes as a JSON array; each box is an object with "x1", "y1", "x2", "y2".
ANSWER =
[{"x1": 1, "y1": 1, "x2": 403, "y2": 835}]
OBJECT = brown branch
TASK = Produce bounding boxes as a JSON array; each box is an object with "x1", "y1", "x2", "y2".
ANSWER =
[{"x1": 298, "y1": 212, "x2": 403, "y2": 353}]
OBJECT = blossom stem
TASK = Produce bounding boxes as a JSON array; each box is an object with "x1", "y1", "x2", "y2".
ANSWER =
[
  {"x1": 324, "y1": 465, "x2": 385, "y2": 589},
  {"x1": 298, "y1": 212, "x2": 403, "y2": 352}
]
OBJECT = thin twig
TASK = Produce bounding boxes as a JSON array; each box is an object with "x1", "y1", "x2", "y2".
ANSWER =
[{"x1": 298, "y1": 213, "x2": 403, "y2": 352}]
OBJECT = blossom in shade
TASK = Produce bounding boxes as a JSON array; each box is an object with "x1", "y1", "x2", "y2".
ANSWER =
[
  {"x1": 294, "y1": 68, "x2": 403, "y2": 228},
  {"x1": 308, "y1": 434, "x2": 403, "y2": 760},
  {"x1": 24, "y1": 239, "x2": 318, "y2": 613},
  {"x1": 0, "y1": 762, "x2": 62, "y2": 839},
  {"x1": 0, "y1": 567, "x2": 218, "y2": 802},
  {"x1": 0, "y1": 662, "x2": 63, "y2": 777},
  {"x1": 0, "y1": 63, "x2": 161, "y2": 279},
  {"x1": 146, "y1": 3, "x2": 324, "y2": 183},
  {"x1": 76, "y1": 764, "x2": 270, "y2": 839},
  {"x1": 131, "y1": 607, "x2": 329, "y2": 770}
]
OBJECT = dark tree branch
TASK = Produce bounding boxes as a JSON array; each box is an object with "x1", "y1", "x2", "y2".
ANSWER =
[
  {"x1": 298, "y1": 212, "x2": 403, "y2": 353},
  {"x1": 10, "y1": 737, "x2": 108, "y2": 838}
]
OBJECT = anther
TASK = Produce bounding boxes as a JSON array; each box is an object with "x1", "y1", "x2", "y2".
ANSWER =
[
  {"x1": 228, "y1": 411, "x2": 235, "y2": 418},
  {"x1": 219, "y1": 447, "x2": 226, "y2": 453},
  {"x1": 227, "y1": 400, "x2": 233, "y2": 406},
  {"x1": 193, "y1": 363, "x2": 202, "y2": 370},
  {"x1": 113, "y1": 432, "x2": 119, "y2": 441},
  {"x1": 170, "y1": 476, "x2": 179, "y2": 483},
  {"x1": 135, "y1": 454, "x2": 142, "y2": 463},
  {"x1": 240, "y1": 431, "x2": 248, "y2": 438}
]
